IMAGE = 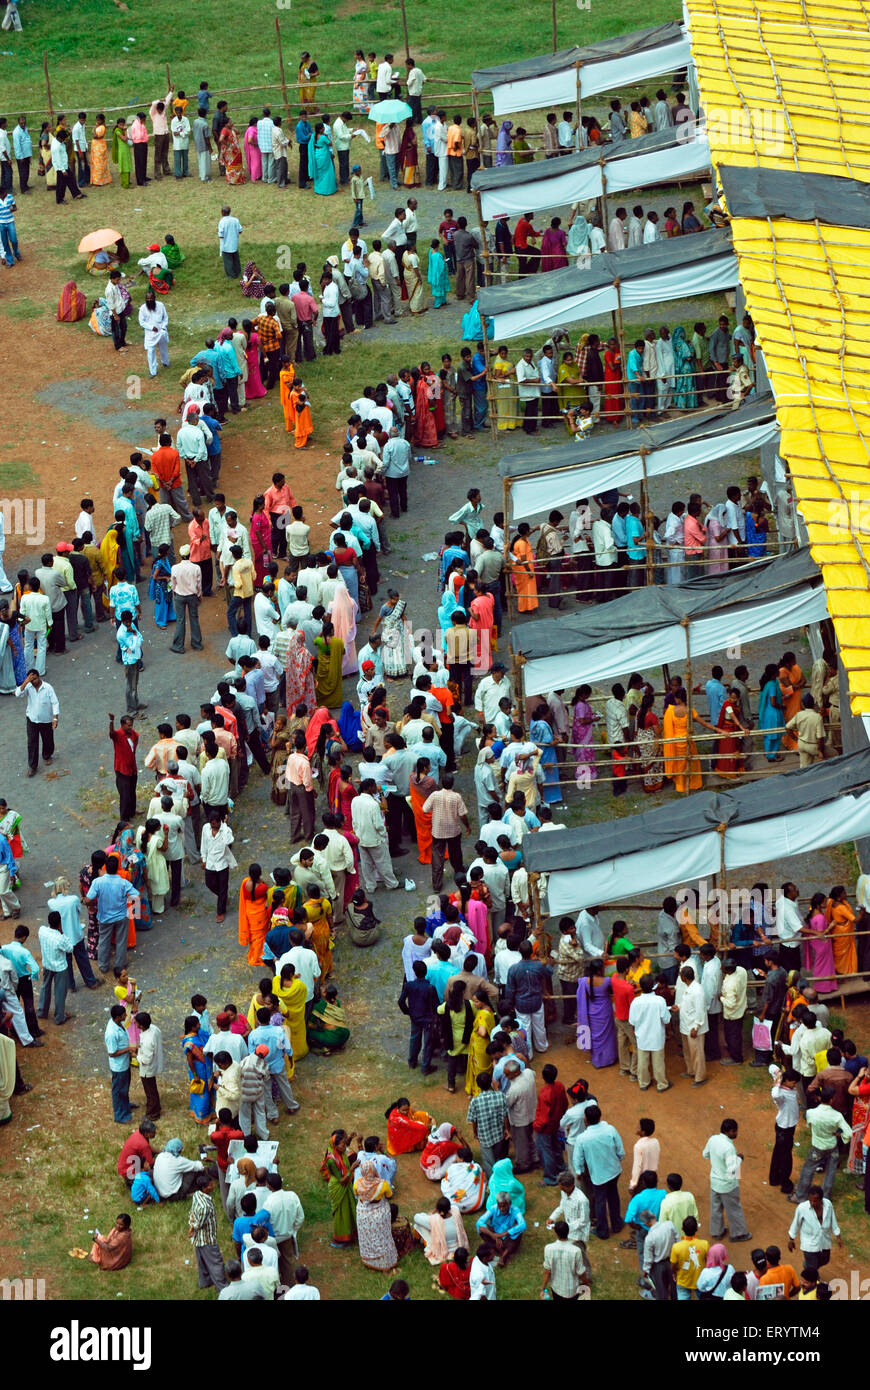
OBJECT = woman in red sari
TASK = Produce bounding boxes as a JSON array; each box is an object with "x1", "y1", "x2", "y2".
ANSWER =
[
  {"x1": 715, "y1": 687, "x2": 749, "y2": 778},
  {"x1": 438, "y1": 1246, "x2": 471, "y2": 1299},
  {"x1": 400, "y1": 119, "x2": 420, "y2": 187},
  {"x1": 603, "y1": 336, "x2": 624, "y2": 421},
  {"x1": 238, "y1": 863, "x2": 271, "y2": 967},
  {"x1": 249, "y1": 495, "x2": 272, "y2": 587},
  {"x1": 57, "y1": 281, "x2": 87, "y2": 322},
  {"x1": 413, "y1": 366, "x2": 439, "y2": 448},
  {"x1": 330, "y1": 761, "x2": 357, "y2": 823},
  {"x1": 385, "y1": 1097, "x2": 431, "y2": 1155},
  {"x1": 409, "y1": 757, "x2": 438, "y2": 864},
  {"x1": 219, "y1": 120, "x2": 246, "y2": 185},
  {"x1": 468, "y1": 585, "x2": 495, "y2": 671}
]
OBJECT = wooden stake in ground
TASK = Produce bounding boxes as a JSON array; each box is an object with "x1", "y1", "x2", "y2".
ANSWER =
[
  {"x1": 400, "y1": 0, "x2": 411, "y2": 63},
  {"x1": 165, "y1": 62, "x2": 172, "y2": 94},
  {"x1": 275, "y1": 18, "x2": 291, "y2": 121},
  {"x1": 44, "y1": 53, "x2": 54, "y2": 125}
]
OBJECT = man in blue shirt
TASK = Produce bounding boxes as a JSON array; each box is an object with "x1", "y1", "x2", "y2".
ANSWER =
[
  {"x1": 85, "y1": 858, "x2": 138, "y2": 974},
  {"x1": 105, "y1": 1003, "x2": 135, "y2": 1122},
  {"x1": 248, "y1": 1007, "x2": 299, "y2": 1116},
  {"x1": 572, "y1": 1104, "x2": 625, "y2": 1239},
  {"x1": 117, "y1": 611, "x2": 145, "y2": 715},
  {"x1": 704, "y1": 665, "x2": 727, "y2": 726},
  {"x1": 476, "y1": 1191, "x2": 526, "y2": 1263},
  {"x1": 626, "y1": 338, "x2": 646, "y2": 426},
  {"x1": 421, "y1": 106, "x2": 437, "y2": 186},
  {"x1": 472, "y1": 342, "x2": 488, "y2": 430},
  {"x1": 296, "y1": 114, "x2": 312, "y2": 188},
  {"x1": 625, "y1": 502, "x2": 646, "y2": 585},
  {"x1": 424, "y1": 940, "x2": 454, "y2": 1001},
  {"x1": 232, "y1": 1191, "x2": 275, "y2": 1255},
  {"x1": 0, "y1": 832, "x2": 20, "y2": 919},
  {"x1": 1, "y1": 924, "x2": 41, "y2": 1037},
  {"x1": 624, "y1": 1170, "x2": 668, "y2": 1271},
  {"x1": 12, "y1": 115, "x2": 32, "y2": 193}
]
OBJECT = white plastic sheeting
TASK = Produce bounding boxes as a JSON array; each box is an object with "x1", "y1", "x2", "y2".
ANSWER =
[
  {"x1": 477, "y1": 133, "x2": 711, "y2": 220},
  {"x1": 520, "y1": 581, "x2": 829, "y2": 697},
  {"x1": 480, "y1": 36, "x2": 692, "y2": 116},
  {"x1": 545, "y1": 785, "x2": 870, "y2": 914},
  {"x1": 506, "y1": 414, "x2": 778, "y2": 520}
]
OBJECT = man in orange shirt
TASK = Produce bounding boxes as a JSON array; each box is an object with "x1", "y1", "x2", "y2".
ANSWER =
[
  {"x1": 143, "y1": 723, "x2": 179, "y2": 775},
  {"x1": 151, "y1": 431, "x2": 191, "y2": 520},
  {"x1": 757, "y1": 1244, "x2": 800, "y2": 1299},
  {"x1": 446, "y1": 115, "x2": 464, "y2": 189},
  {"x1": 264, "y1": 470, "x2": 295, "y2": 557}
]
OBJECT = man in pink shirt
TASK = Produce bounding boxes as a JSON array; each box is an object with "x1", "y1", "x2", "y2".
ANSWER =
[
  {"x1": 284, "y1": 732, "x2": 315, "y2": 841},
  {"x1": 292, "y1": 278, "x2": 318, "y2": 362},
  {"x1": 264, "y1": 470, "x2": 296, "y2": 557},
  {"x1": 130, "y1": 111, "x2": 150, "y2": 187},
  {"x1": 149, "y1": 89, "x2": 173, "y2": 178}
]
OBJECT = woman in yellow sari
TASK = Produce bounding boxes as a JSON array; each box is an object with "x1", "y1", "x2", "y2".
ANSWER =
[
  {"x1": 827, "y1": 885, "x2": 857, "y2": 976},
  {"x1": 465, "y1": 988, "x2": 495, "y2": 1097},
  {"x1": 273, "y1": 962, "x2": 309, "y2": 1064},
  {"x1": 556, "y1": 350, "x2": 586, "y2": 432},
  {"x1": 662, "y1": 689, "x2": 705, "y2": 792},
  {"x1": 90, "y1": 115, "x2": 112, "y2": 185},
  {"x1": 491, "y1": 345, "x2": 518, "y2": 431},
  {"x1": 509, "y1": 523, "x2": 538, "y2": 612},
  {"x1": 99, "y1": 529, "x2": 120, "y2": 611}
]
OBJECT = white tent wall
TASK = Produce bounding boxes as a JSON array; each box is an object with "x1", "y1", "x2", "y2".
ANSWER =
[
  {"x1": 486, "y1": 249, "x2": 738, "y2": 338},
  {"x1": 520, "y1": 581, "x2": 828, "y2": 697},
  {"x1": 483, "y1": 35, "x2": 692, "y2": 116},
  {"x1": 545, "y1": 786, "x2": 870, "y2": 914},
  {"x1": 505, "y1": 415, "x2": 779, "y2": 520},
  {"x1": 476, "y1": 132, "x2": 712, "y2": 220}
]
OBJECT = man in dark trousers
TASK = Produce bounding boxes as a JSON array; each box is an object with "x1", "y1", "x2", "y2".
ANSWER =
[
  {"x1": 398, "y1": 959, "x2": 439, "y2": 1074},
  {"x1": 108, "y1": 712, "x2": 139, "y2": 821}
]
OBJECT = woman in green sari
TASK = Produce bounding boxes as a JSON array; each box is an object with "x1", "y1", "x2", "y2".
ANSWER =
[
  {"x1": 161, "y1": 234, "x2": 185, "y2": 269},
  {"x1": 556, "y1": 349, "x2": 586, "y2": 432},
  {"x1": 308, "y1": 983, "x2": 351, "y2": 1052},
  {"x1": 321, "y1": 1129, "x2": 360, "y2": 1247},
  {"x1": 314, "y1": 619, "x2": 345, "y2": 708},
  {"x1": 671, "y1": 325, "x2": 698, "y2": 410},
  {"x1": 111, "y1": 119, "x2": 133, "y2": 189}
]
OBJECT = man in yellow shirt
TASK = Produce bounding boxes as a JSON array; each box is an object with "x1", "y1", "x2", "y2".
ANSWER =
[
  {"x1": 669, "y1": 1216, "x2": 709, "y2": 1301},
  {"x1": 446, "y1": 115, "x2": 464, "y2": 190},
  {"x1": 228, "y1": 545, "x2": 255, "y2": 636}
]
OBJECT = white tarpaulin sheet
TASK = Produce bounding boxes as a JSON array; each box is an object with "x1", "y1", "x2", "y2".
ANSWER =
[
  {"x1": 483, "y1": 36, "x2": 692, "y2": 116},
  {"x1": 521, "y1": 582, "x2": 829, "y2": 697},
  {"x1": 506, "y1": 415, "x2": 778, "y2": 520},
  {"x1": 477, "y1": 134, "x2": 711, "y2": 220},
  {"x1": 486, "y1": 250, "x2": 738, "y2": 339},
  {"x1": 546, "y1": 786, "x2": 870, "y2": 913}
]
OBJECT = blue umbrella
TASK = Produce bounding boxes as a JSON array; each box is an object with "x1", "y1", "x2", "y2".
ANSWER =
[{"x1": 367, "y1": 98, "x2": 412, "y2": 124}]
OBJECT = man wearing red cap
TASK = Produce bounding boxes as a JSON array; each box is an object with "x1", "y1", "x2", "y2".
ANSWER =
[
  {"x1": 137, "y1": 242, "x2": 168, "y2": 278},
  {"x1": 53, "y1": 542, "x2": 81, "y2": 644},
  {"x1": 239, "y1": 1044, "x2": 271, "y2": 1140}
]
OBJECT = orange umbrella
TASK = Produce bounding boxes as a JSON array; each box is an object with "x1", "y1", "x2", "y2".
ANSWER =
[{"x1": 77, "y1": 228, "x2": 124, "y2": 254}]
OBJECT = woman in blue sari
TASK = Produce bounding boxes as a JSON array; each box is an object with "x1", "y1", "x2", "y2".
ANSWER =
[
  {"x1": 427, "y1": 240, "x2": 450, "y2": 308},
  {"x1": 758, "y1": 661, "x2": 784, "y2": 761},
  {"x1": 182, "y1": 1013, "x2": 215, "y2": 1125},
  {"x1": 108, "y1": 823, "x2": 153, "y2": 932},
  {"x1": 338, "y1": 698, "x2": 363, "y2": 750},
  {"x1": 312, "y1": 123, "x2": 337, "y2": 196},
  {"x1": 671, "y1": 326, "x2": 698, "y2": 410},
  {"x1": 529, "y1": 702, "x2": 562, "y2": 804},
  {"x1": 0, "y1": 601, "x2": 26, "y2": 694},
  {"x1": 147, "y1": 544, "x2": 176, "y2": 629}
]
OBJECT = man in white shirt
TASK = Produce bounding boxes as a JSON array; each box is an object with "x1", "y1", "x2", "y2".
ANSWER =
[
  {"x1": 788, "y1": 1187, "x2": 841, "y2": 1271},
  {"x1": 319, "y1": 815, "x2": 356, "y2": 925},
  {"x1": 643, "y1": 211, "x2": 661, "y2": 243},
  {"x1": 170, "y1": 109, "x2": 191, "y2": 178},
  {"x1": 104, "y1": 269, "x2": 129, "y2": 352},
  {"x1": 376, "y1": 55, "x2": 396, "y2": 97},
  {"x1": 257, "y1": 109, "x2": 275, "y2": 183},
  {"x1": 263, "y1": 1171, "x2": 305, "y2": 1286},
  {"x1": 473, "y1": 665, "x2": 512, "y2": 724},
  {"x1": 432, "y1": 111, "x2": 449, "y2": 191},
  {"x1": 515, "y1": 349, "x2": 540, "y2": 434},
  {"x1": 627, "y1": 206, "x2": 644, "y2": 247},
  {"x1": 699, "y1": 944, "x2": 723, "y2": 1062},
  {"x1": 405, "y1": 59, "x2": 426, "y2": 123},
  {"x1": 702, "y1": 1119, "x2": 751, "y2": 1242},
  {"x1": 629, "y1": 976, "x2": 672, "y2": 1092},
  {"x1": 71, "y1": 112, "x2": 90, "y2": 185},
  {"x1": 277, "y1": 931, "x2": 321, "y2": 1003},
  {"x1": 556, "y1": 113, "x2": 575, "y2": 154},
  {"x1": 351, "y1": 780, "x2": 399, "y2": 893},
  {"x1": 608, "y1": 208, "x2": 627, "y2": 252},
  {"x1": 774, "y1": 882, "x2": 803, "y2": 973},
  {"x1": 720, "y1": 957, "x2": 748, "y2": 1064},
  {"x1": 574, "y1": 907, "x2": 605, "y2": 958},
  {"x1": 678, "y1": 965, "x2": 708, "y2": 1086}
]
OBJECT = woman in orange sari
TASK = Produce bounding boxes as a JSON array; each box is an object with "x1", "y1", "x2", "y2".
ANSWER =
[
  {"x1": 238, "y1": 863, "x2": 271, "y2": 967},
  {"x1": 57, "y1": 281, "x2": 87, "y2": 322},
  {"x1": 303, "y1": 887, "x2": 334, "y2": 977},
  {"x1": 409, "y1": 757, "x2": 438, "y2": 864},
  {"x1": 827, "y1": 885, "x2": 857, "y2": 976},
  {"x1": 279, "y1": 359, "x2": 296, "y2": 431},
  {"x1": 289, "y1": 382, "x2": 313, "y2": 448},
  {"x1": 779, "y1": 652, "x2": 804, "y2": 750},
  {"x1": 385, "y1": 1097, "x2": 432, "y2": 1155},
  {"x1": 662, "y1": 688, "x2": 707, "y2": 792},
  {"x1": 715, "y1": 688, "x2": 750, "y2": 779},
  {"x1": 509, "y1": 523, "x2": 538, "y2": 613}
]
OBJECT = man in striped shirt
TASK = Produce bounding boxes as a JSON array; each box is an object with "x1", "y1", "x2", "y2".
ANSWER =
[{"x1": 188, "y1": 1170, "x2": 228, "y2": 1290}]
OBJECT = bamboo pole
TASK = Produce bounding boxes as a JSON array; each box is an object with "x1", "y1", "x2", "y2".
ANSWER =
[
  {"x1": 275, "y1": 18, "x2": 291, "y2": 121},
  {"x1": 612, "y1": 277, "x2": 632, "y2": 433},
  {"x1": 683, "y1": 615, "x2": 693, "y2": 795},
  {"x1": 552, "y1": 0, "x2": 558, "y2": 52},
  {"x1": 165, "y1": 63, "x2": 172, "y2": 95},
  {"x1": 44, "y1": 53, "x2": 54, "y2": 126},
  {"x1": 574, "y1": 61, "x2": 582, "y2": 145},
  {"x1": 400, "y1": 0, "x2": 412, "y2": 63},
  {"x1": 530, "y1": 871, "x2": 544, "y2": 931},
  {"x1": 640, "y1": 449, "x2": 655, "y2": 587}
]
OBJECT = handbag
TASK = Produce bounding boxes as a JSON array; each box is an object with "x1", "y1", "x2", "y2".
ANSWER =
[{"x1": 752, "y1": 1018, "x2": 773, "y2": 1051}]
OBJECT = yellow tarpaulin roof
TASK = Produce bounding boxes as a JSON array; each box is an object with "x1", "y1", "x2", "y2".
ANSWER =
[{"x1": 685, "y1": 0, "x2": 870, "y2": 711}]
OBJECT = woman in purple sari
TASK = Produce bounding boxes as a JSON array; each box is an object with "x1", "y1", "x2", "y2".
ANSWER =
[
  {"x1": 801, "y1": 891, "x2": 837, "y2": 994},
  {"x1": 571, "y1": 685, "x2": 598, "y2": 785},
  {"x1": 576, "y1": 959, "x2": 618, "y2": 1067}
]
